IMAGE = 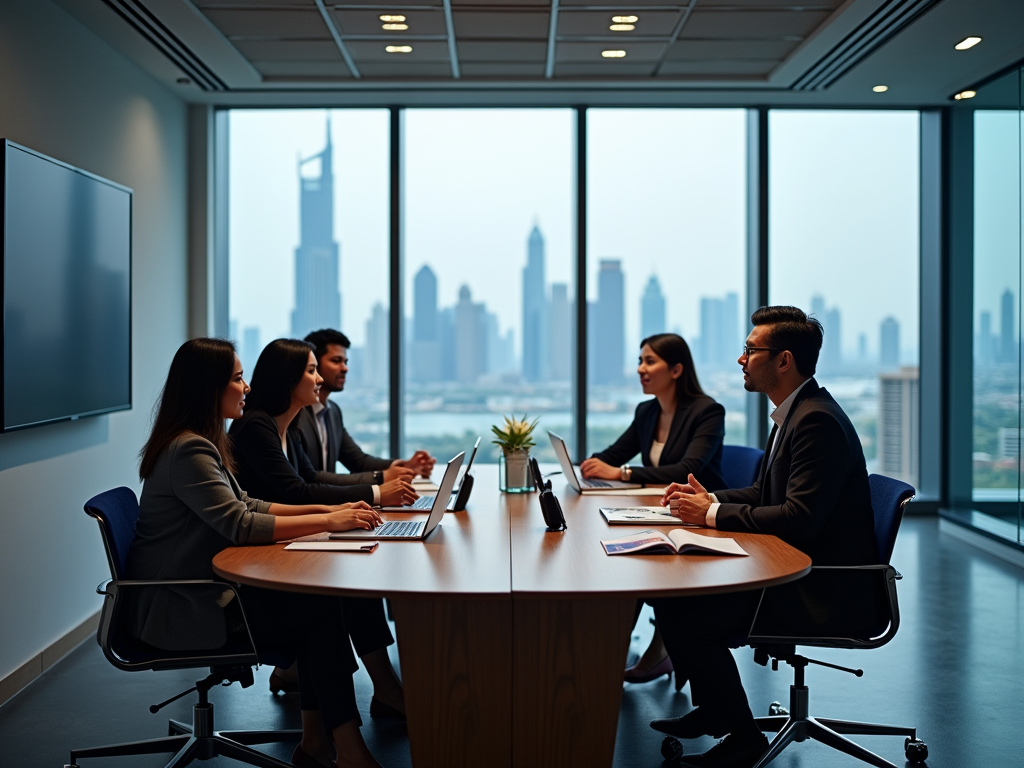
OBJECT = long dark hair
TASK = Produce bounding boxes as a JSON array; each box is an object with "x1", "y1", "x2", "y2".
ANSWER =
[
  {"x1": 139, "y1": 338, "x2": 238, "y2": 480},
  {"x1": 640, "y1": 333, "x2": 704, "y2": 401},
  {"x1": 245, "y1": 338, "x2": 316, "y2": 417}
]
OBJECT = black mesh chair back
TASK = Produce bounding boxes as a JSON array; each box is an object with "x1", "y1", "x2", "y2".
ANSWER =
[
  {"x1": 84, "y1": 486, "x2": 140, "y2": 580},
  {"x1": 720, "y1": 445, "x2": 764, "y2": 490},
  {"x1": 868, "y1": 474, "x2": 915, "y2": 565}
]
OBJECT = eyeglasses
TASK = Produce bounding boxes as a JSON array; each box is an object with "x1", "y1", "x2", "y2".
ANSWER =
[{"x1": 741, "y1": 346, "x2": 782, "y2": 357}]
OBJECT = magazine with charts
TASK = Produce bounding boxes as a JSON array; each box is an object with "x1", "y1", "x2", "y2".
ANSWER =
[{"x1": 601, "y1": 529, "x2": 749, "y2": 557}]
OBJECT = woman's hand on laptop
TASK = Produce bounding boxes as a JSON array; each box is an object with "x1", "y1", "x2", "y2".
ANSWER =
[
  {"x1": 325, "y1": 502, "x2": 382, "y2": 531},
  {"x1": 379, "y1": 478, "x2": 418, "y2": 507},
  {"x1": 579, "y1": 457, "x2": 618, "y2": 480}
]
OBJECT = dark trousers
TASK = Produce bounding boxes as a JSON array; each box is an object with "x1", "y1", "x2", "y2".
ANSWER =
[
  {"x1": 651, "y1": 590, "x2": 762, "y2": 731},
  {"x1": 239, "y1": 586, "x2": 361, "y2": 732},
  {"x1": 342, "y1": 597, "x2": 394, "y2": 657}
]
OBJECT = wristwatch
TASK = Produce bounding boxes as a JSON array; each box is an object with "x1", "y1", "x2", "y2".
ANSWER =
[
  {"x1": 373, "y1": 470, "x2": 385, "y2": 484},
  {"x1": 620, "y1": 465, "x2": 632, "y2": 482}
]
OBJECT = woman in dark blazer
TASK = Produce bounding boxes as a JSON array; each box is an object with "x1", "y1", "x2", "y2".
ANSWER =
[
  {"x1": 229, "y1": 338, "x2": 412, "y2": 718},
  {"x1": 582, "y1": 333, "x2": 727, "y2": 687},
  {"x1": 128, "y1": 338, "x2": 385, "y2": 768}
]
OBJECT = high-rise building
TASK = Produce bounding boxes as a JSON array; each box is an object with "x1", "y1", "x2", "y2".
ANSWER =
[
  {"x1": 699, "y1": 292, "x2": 739, "y2": 368},
  {"x1": 522, "y1": 225, "x2": 548, "y2": 382},
  {"x1": 411, "y1": 264, "x2": 441, "y2": 382},
  {"x1": 591, "y1": 259, "x2": 625, "y2": 385},
  {"x1": 548, "y1": 282, "x2": 572, "y2": 382},
  {"x1": 439, "y1": 307, "x2": 456, "y2": 382},
  {"x1": 880, "y1": 316, "x2": 900, "y2": 370},
  {"x1": 878, "y1": 366, "x2": 920, "y2": 486},
  {"x1": 811, "y1": 295, "x2": 841, "y2": 372},
  {"x1": 363, "y1": 302, "x2": 389, "y2": 388},
  {"x1": 858, "y1": 333, "x2": 868, "y2": 361},
  {"x1": 999, "y1": 288, "x2": 1016, "y2": 364},
  {"x1": 998, "y1": 427, "x2": 1020, "y2": 461},
  {"x1": 978, "y1": 311, "x2": 992, "y2": 367},
  {"x1": 291, "y1": 118, "x2": 341, "y2": 339},
  {"x1": 640, "y1": 275, "x2": 666, "y2": 343},
  {"x1": 455, "y1": 285, "x2": 486, "y2": 383}
]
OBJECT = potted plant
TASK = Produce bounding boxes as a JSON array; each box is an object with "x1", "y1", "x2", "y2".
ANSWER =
[{"x1": 491, "y1": 414, "x2": 539, "y2": 493}]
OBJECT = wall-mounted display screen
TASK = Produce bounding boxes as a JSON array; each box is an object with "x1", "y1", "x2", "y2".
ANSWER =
[{"x1": 2, "y1": 140, "x2": 131, "y2": 431}]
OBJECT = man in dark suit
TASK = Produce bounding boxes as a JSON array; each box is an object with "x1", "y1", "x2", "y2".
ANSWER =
[
  {"x1": 648, "y1": 306, "x2": 878, "y2": 768},
  {"x1": 294, "y1": 329, "x2": 436, "y2": 486}
]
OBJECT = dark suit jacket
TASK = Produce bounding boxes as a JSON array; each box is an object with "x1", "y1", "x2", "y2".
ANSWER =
[
  {"x1": 592, "y1": 395, "x2": 727, "y2": 489},
  {"x1": 715, "y1": 379, "x2": 879, "y2": 633},
  {"x1": 230, "y1": 409, "x2": 374, "y2": 505},
  {"x1": 291, "y1": 401, "x2": 391, "y2": 484}
]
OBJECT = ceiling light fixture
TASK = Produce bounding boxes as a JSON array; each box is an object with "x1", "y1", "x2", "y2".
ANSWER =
[
  {"x1": 602, "y1": 50, "x2": 627, "y2": 58},
  {"x1": 386, "y1": 45, "x2": 413, "y2": 53},
  {"x1": 954, "y1": 36, "x2": 982, "y2": 51},
  {"x1": 379, "y1": 14, "x2": 406, "y2": 22},
  {"x1": 611, "y1": 15, "x2": 639, "y2": 23},
  {"x1": 609, "y1": 24, "x2": 635, "y2": 31},
  {"x1": 382, "y1": 23, "x2": 408, "y2": 30},
  {"x1": 872, "y1": 85, "x2": 888, "y2": 92},
  {"x1": 954, "y1": 90, "x2": 976, "y2": 100}
]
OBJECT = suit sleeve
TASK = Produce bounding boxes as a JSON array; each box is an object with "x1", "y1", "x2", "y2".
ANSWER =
[
  {"x1": 630, "y1": 401, "x2": 726, "y2": 486},
  {"x1": 713, "y1": 410, "x2": 852, "y2": 548},
  {"x1": 591, "y1": 412, "x2": 643, "y2": 467}
]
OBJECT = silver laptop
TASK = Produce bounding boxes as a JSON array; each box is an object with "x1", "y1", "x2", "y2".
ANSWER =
[
  {"x1": 381, "y1": 437, "x2": 480, "y2": 512},
  {"x1": 547, "y1": 431, "x2": 643, "y2": 493},
  {"x1": 330, "y1": 452, "x2": 464, "y2": 540}
]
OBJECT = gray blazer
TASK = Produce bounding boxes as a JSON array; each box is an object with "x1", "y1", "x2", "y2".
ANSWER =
[
  {"x1": 291, "y1": 400, "x2": 391, "y2": 484},
  {"x1": 126, "y1": 434, "x2": 276, "y2": 650}
]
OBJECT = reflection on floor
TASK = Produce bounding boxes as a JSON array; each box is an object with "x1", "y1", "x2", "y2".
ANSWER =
[{"x1": 1, "y1": 517, "x2": 1022, "y2": 767}]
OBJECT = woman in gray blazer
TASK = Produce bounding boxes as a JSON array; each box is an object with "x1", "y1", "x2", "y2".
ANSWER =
[{"x1": 127, "y1": 338, "x2": 385, "y2": 768}]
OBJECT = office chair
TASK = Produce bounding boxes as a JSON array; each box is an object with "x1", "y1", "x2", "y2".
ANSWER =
[
  {"x1": 742, "y1": 474, "x2": 928, "y2": 768},
  {"x1": 66, "y1": 487, "x2": 299, "y2": 768},
  {"x1": 720, "y1": 445, "x2": 764, "y2": 489}
]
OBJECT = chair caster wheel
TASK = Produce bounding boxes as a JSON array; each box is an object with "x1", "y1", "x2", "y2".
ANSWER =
[
  {"x1": 661, "y1": 735, "x2": 683, "y2": 761},
  {"x1": 768, "y1": 701, "x2": 789, "y2": 716},
  {"x1": 905, "y1": 737, "x2": 928, "y2": 763}
]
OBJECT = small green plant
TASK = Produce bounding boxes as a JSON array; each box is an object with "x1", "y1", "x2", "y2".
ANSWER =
[{"x1": 491, "y1": 414, "x2": 539, "y2": 453}]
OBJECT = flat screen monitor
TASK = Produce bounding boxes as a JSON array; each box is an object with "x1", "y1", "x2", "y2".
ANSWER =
[{"x1": 2, "y1": 140, "x2": 131, "y2": 431}]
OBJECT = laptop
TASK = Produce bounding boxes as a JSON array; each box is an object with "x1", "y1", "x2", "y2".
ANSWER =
[
  {"x1": 547, "y1": 431, "x2": 643, "y2": 493},
  {"x1": 381, "y1": 437, "x2": 480, "y2": 512},
  {"x1": 330, "y1": 452, "x2": 464, "y2": 541}
]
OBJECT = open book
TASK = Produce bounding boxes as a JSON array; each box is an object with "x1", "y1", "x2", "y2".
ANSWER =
[{"x1": 601, "y1": 529, "x2": 749, "y2": 557}]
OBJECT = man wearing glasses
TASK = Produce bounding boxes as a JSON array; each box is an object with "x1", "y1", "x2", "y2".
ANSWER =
[{"x1": 648, "y1": 305, "x2": 877, "y2": 768}]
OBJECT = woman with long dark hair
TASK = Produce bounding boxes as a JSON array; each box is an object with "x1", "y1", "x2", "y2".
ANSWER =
[
  {"x1": 229, "y1": 338, "x2": 409, "y2": 717},
  {"x1": 581, "y1": 333, "x2": 727, "y2": 687},
  {"x1": 128, "y1": 337, "x2": 384, "y2": 767}
]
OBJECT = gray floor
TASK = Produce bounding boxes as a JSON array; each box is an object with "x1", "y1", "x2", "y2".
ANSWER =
[{"x1": 2, "y1": 517, "x2": 1022, "y2": 767}]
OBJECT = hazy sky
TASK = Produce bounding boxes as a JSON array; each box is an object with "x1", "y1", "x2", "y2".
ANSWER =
[{"x1": 229, "y1": 107, "x2": 924, "y2": 359}]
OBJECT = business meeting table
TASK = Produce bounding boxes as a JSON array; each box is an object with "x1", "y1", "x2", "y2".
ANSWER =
[{"x1": 213, "y1": 465, "x2": 811, "y2": 768}]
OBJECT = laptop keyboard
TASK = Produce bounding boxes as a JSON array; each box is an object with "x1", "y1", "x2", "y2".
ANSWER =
[
  {"x1": 584, "y1": 478, "x2": 613, "y2": 488},
  {"x1": 408, "y1": 495, "x2": 434, "y2": 509},
  {"x1": 376, "y1": 520, "x2": 423, "y2": 537}
]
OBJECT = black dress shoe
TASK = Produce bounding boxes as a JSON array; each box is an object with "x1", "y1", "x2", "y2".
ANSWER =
[
  {"x1": 678, "y1": 730, "x2": 769, "y2": 768},
  {"x1": 650, "y1": 708, "x2": 728, "y2": 739},
  {"x1": 369, "y1": 696, "x2": 406, "y2": 721},
  {"x1": 269, "y1": 668, "x2": 298, "y2": 695}
]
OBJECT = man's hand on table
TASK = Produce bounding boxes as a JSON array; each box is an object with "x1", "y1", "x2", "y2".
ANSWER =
[{"x1": 661, "y1": 474, "x2": 712, "y2": 526}]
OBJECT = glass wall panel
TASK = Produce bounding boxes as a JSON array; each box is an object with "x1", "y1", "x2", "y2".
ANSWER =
[
  {"x1": 228, "y1": 109, "x2": 390, "y2": 456},
  {"x1": 403, "y1": 109, "x2": 574, "y2": 463},
  {"x1": 586, "y1": 109, "x2": 748, "y2": 464},
  {"x1": 768, "y1": 110, "x2": 921, "y2": 484},
  {"x1": 971, "y1": 68, "x2": 1023, "y2": 543}
]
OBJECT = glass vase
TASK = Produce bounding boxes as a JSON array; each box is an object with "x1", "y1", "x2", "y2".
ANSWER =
[{"x1": 499, "y1": 449, "x2": 533, "y2": 493}]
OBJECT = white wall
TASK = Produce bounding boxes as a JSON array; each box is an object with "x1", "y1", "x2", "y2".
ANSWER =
[{"x1": 0, "y1": 0, "x2": 187, "y2": 681}]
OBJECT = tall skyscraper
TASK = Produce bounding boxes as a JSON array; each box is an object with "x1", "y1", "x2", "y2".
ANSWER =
[
  {"x1": 999, "y1": 288, "x2": 1016, "y2": 364},
  {"x1": 522, "y1": 224, "x2": 548, "y2": 382},
  {"x1": 811, "y1": 295, "x2": 841, "y2": 372},
  {"x1": 439, "y1": 307, "x2": 456, "y2": 382},
  {"x1": 363, "y1": 302, "x2": 389, "y2": 387},
  {"x1": 291, "y1": 118, "x2": 341, "y2": 339},
  {"x1": 591, "y1": 259, "x2": 625, "y2": 385},
  {"x1": 411, "y1": 264, "x2": 441, "y2": 382},
  {"x1": 454, "y1": 285, "x2": 486, "y2": 384},
  {"x1": 978, "y1": 311, "x2": 992, "y2": 366},
  {"x1": 880, "y1": 316, "x2": 900, "y2": 370},
  {"x1": 878, "y1": 367, "x2": 920, "y2": 487},
  {"x1": 548, "y1": 282, "x2": 572, "y2": 382},
  {"x1": 699, "y1": 292, "x2": 739, "y2": 369},
  {"x1": 640, "y1": 275, "x2": 666, "y2": 343}
]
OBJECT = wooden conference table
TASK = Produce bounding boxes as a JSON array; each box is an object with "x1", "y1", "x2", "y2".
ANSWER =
[{"x1": 213, "y1": 466, "x2": 811, "y2": 768}]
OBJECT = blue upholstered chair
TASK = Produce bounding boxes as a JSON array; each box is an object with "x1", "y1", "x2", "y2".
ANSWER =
[{"x1": 719, "y1": 445, "x2": 765, "y2": 490}]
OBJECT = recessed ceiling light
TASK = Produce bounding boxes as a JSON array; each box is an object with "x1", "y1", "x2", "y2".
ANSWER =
[
  {"x1": 954, "y1": 36, "x2": 982, "y2": 51},
  {"x1": 954, "y1": 90, "x2": 976, "y2": 100},
  {"x1": 601, "y1": 50, "x2": 627, "y2": 58},
  {"x1": 609, "y1": 24, "x2": 635, "y2": 31},
  {"x1": 382, "y1": 23, "x2": 408, "y2": 30},
  {"x1": 379, "y1": 14, "x2": 406, "y2": 22},
  {"x1": 386, "y1": 45, "x2": 413, "y2": 53},
  {"x1": 611, "y1": 15, "x2": 639, "y2": 23},
  {"x1": 872, "y1": 85, "x2": 888, "y2": 93}
]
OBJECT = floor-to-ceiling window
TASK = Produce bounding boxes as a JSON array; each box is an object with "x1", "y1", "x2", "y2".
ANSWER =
[
  {"x1": 402, "y1": 109, "x2": 575, "y2": 463},
  {"x1": 227, "y1": 109, "x2": 391, "y2": 456},
  {"x1": 586, "y1": 109, "x2": 748, "y2": 456},
  {"x1": 768, "y1": 110, "x2": 921, "y2": 484}
]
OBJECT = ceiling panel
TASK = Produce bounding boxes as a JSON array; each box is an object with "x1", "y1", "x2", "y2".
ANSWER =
[
  {"x1": 347, "y1": 39, "x2": 451, "y2": 60},
  {"x1": 657, "y1": 59, "x2": 778, "y2": 76},
  {"x1": 457, "y1": 40, "x2": 547, "y2": 61},
  {"x1": 681, "y1": 9, "x2": 831, "y2": 39},
  {"x1": 451, "y1": 0, "x2": 550, "y2": 6},
  {"x1": 332, "y1": 9, "x2": 449, "y2": 35},
  {"x1": 453, "y1": 11, "x2": 549, "y2": 39},
  {"x1": 199, "y1": 8, "x2": 328, "y2": 38},
  {"x1": 557, "y1": 10, "x2": 681, "y2": 37},
  {"x1": 460, "y1": 62, "x2": 546, "y2": 76},
  {"x1": 193, "y1": 0, "x2": 313, "y2": 6},
  {"x1": 231, "y1": 39, "x2": 340, "y2": 61},
  {"x1": 553, "y1": 62, "x2": 657, "y2": 76},
  {"x1": 252, "y1": 62, "x2": 352, "y2": 78},
  {"x1": 664, "y1": 38, "x2": 799, "y2": 61},
  {"x1": 556, "y1": 40, "x2": 665, "y2": 62},
  {"x1": 695, "y1": 0, "x2": 841, "y2": 7},
  {"x1": 357, "y1": 61, "x2": 455, "y2": 76}
]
